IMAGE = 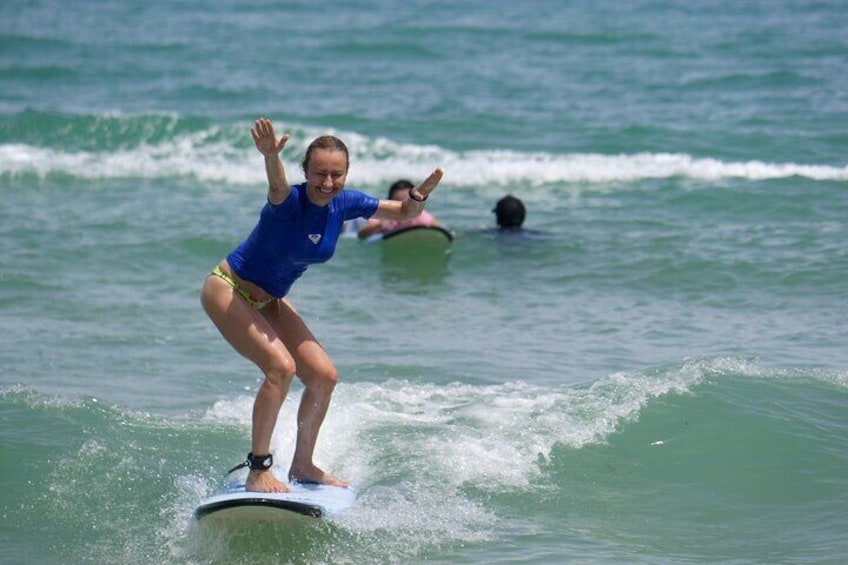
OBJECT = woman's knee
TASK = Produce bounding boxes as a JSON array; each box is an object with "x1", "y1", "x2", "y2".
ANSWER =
[
  {"x1": 263, "y1": 353, "x2": 297, "y2": 388},
  {"x1": 302, "y1": 363, "x2": 338, "y2": 393},
  {"x1": 322, "y1": 366, "x2": 339, "y2": 389}
]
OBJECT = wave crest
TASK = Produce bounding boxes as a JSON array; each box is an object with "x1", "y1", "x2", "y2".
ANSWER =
[{"x1": 2, "y1": 113, "x2": 846, "y2": 186}]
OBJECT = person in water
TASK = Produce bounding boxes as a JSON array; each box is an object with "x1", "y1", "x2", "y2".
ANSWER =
[
  {"x1": 493, "y1": 194, "x2": 525, "y2": 230},
  {"x1": 201, "y1": 117, "x2": 444, "y2": 493},
  {"x1": 357, "y1": 179, "x2": 446, "y2": 239}
]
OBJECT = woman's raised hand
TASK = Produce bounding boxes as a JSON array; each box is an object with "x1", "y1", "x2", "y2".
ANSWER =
[
  {"x1": 251, "y1": 117, "x2": 291, "y2": 156},
  {"x1": 414, "y1": 167, "x2": 444, "y2": 199}
]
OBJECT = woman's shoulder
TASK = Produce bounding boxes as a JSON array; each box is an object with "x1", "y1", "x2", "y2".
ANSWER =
[
  {"x1": 262, "y1": 183, "x2": 302, "y2": 217},
  {"x1": 340, "y1": 187, "x2": 375, "y2": 201},
  {"x1": 338, "y1": 188, "x2": 380, "y2": 217}
]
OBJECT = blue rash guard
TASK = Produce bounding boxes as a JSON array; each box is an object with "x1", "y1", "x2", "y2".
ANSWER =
[{"x1": 227, "y1": 183, "x2": 379, "y2": 297}]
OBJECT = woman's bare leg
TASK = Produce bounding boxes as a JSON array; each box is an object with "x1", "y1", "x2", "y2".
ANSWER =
[
  {"x1": 201, "y1": 275, "x2": 295, "y2": 493},
  {"x1": 264, "y1": 298, "x2": 348, "y2": 487}
]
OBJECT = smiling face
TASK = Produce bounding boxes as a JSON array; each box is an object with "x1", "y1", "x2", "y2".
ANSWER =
[{"x1": 304, "y1": 148, "x2": 349, "y2": 206}]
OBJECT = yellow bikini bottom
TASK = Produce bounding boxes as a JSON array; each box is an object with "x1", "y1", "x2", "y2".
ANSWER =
[{"x1": 209, "y1": 266, "x2": 275, "y2": 310}]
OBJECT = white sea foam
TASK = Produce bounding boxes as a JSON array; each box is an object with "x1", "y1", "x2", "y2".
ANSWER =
[
  {"x1": 192, "y1": 365, "x2": 709, "y2": 547},
  {"x1": 3, "y1": 131, "x2": 847, "y2": 187},
  {"x1": 202, "y1": 363, "x2": 706, "y2": 493},
  {"x1": 200, "y1": 355, "x2": 837, "y2": 504}
]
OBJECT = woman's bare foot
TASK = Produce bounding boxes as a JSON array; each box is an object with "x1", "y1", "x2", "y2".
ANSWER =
[
  {"x1": 289, "y1": 463, "x2": 349, "y2": 488},
  {"x1": 245, "y1": 469, "x2": 290, "y2": 493}
]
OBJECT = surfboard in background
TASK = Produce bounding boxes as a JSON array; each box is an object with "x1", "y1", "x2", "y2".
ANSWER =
[{"x1": 380, "y1": 225, "x2": 454, "y2": 265}]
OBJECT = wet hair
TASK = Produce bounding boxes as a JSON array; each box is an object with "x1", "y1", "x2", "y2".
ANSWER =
[
  {"x1": 493, "y1": 195, "x2": 526, "y2": 228},
  {"x1": 387, "y1": 179, "x2": 415, "y2": 199},
  {"x1": 301, "y1": 135, "x2": 350, "y2": 175}
]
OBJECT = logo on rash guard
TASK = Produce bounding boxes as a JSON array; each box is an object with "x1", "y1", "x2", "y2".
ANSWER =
[{"x1": 308, "y1": 234, "x2": 322, "y2": 244}]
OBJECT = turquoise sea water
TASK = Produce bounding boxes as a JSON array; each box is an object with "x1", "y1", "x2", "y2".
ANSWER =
[{"x1": 2, "y1": 1, "x2": 847, "y2": 563}]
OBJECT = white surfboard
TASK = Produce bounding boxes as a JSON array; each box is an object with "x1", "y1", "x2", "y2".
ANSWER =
[{"x1": 195, "y1": 482, "x2": 356, "y2": 522}]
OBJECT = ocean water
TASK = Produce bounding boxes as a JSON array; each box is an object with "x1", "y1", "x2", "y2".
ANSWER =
[{"x1": 2, "y1": 1, "x2": 847, "y2": 563}]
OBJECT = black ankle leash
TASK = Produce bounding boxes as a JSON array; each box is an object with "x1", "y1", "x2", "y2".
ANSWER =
[{"x1": 226, "y1": 452, "x2": 274, "y2": 475}]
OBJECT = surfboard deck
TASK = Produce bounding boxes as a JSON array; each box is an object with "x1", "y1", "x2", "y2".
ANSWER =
[{"x1": 195, "y1": 482, "x2": 356, "y2": 523}]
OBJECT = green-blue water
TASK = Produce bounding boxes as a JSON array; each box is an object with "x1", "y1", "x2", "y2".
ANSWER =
[{"x1": 2, "y1": 1, "x2": 847, "y2": 563}]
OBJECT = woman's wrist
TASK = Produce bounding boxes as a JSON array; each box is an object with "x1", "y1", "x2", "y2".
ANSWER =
[{"x1": 408, "y1": 188, "x2": 428, "y2": 202}]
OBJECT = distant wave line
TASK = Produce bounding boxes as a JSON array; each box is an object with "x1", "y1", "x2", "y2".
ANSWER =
[{"x1": 2, "y1": 141, "x2": 846, "y2": 185}]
